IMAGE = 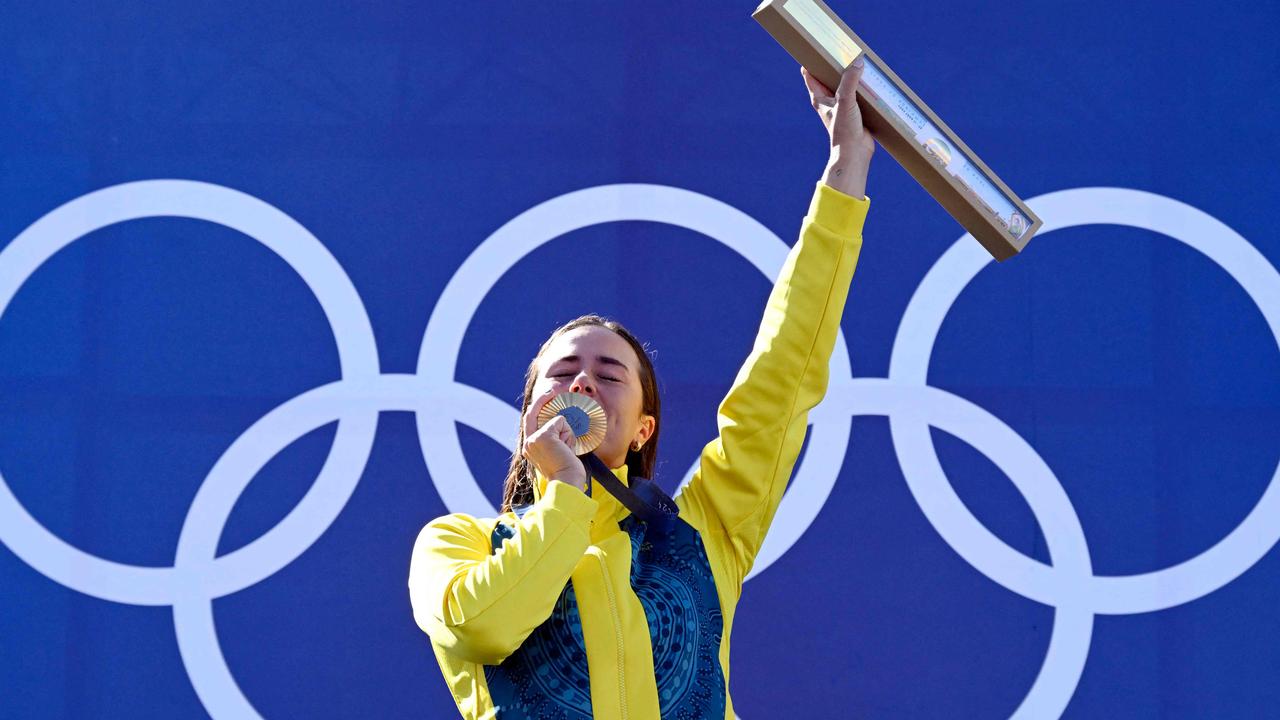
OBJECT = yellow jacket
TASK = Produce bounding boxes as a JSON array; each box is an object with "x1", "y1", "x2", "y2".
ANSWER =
[{"x1": 409, "y1": 183, "x2": 868, "y2": 719}]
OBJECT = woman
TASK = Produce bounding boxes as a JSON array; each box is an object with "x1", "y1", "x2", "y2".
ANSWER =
[{"x1": 409, "y1": 59, "x2": 874, "y2": 719}]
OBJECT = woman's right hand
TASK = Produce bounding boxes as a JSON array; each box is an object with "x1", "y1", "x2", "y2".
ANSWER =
[{"x1": 522, "y1": 391, "x2": 589, "y2": 492}]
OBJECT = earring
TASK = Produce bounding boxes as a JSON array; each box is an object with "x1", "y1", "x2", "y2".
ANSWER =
[{"x1": 631, "y1": 441, "x2": 641, "y2": 451}]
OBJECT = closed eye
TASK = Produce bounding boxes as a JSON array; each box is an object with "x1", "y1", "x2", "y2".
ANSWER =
[{"x1": 549, "y1": 371, "x2": 620, "y2": 383}]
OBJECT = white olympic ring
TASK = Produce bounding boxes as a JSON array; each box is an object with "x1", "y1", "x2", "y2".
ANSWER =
[
  {"x1": 875, "y1": 187, "x2": 1280, "y2": 717},
  {"x1": 0, "y1": 181, "x2": 1276, "y2": 720},
  {"x1": 0, "y1": 180, "x2": 381, "y2": 607}
]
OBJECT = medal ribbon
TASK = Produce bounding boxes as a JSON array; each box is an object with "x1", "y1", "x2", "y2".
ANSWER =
[{"x1": 579, "y1": 452, "x2": 679, "y2": 525}]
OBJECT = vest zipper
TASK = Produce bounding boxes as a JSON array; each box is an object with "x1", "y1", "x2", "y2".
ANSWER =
[{"x1": 593, "y1": 551, "x2": 628, "y2": 719}]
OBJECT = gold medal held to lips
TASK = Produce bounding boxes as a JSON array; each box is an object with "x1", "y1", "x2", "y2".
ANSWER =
[{"x1": 537, "y1": 391, "x2": 608, "y2": 455}]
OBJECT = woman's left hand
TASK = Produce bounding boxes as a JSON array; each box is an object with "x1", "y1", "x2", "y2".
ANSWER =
[{"x1": 803, "y1": 59, "x2": 875, "y2": 199}]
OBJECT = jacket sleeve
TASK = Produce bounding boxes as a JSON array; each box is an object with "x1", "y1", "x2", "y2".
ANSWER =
[
  {"x1": 675, "y1": 182, "x2": 868, "y2": 588},
  {"x1": 408, "y1": 481, "x2": 598, "y2": 665}
]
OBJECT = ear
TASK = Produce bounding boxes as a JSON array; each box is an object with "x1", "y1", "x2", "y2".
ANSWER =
[{"x1": 631, "y1": 414, "x2": 656, "y2": 450}]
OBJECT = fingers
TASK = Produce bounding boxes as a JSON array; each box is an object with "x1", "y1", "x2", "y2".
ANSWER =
[
  {"x1": 522, "y1": 390, "x2": 580, "y2": 457},
  {"x1": 520, "y1": 391, "x2": 589, "y2": 489},
  {"x1": 554, "y1": 416, "x2": 577, "y2": 447},
  {"x1": 834, "y1": 56, "x2": 866, "y2": 102},
  {"x1": 523, "y1": 414, "x2": 580, "y2": 470},
  {"x1": 522, "y1": 389, "x2": 559, "y2": 443},
  {"x1": 523, "y1": 412, "x2": 566, "y2": 459},
  {"x1": 537, "y1": 415, "x2": 572, "y2": 443},
  {"x1": 801, "y1": 65, "x2": 833, "y2": 101}
]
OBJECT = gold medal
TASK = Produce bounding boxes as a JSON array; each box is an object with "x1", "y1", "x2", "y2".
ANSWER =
[{"x1": 536, "y1": 391, "x2": 608, "y2": 455}]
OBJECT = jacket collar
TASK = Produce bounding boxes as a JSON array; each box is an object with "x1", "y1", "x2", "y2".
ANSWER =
[{"x1": 533, "y1": 460, "x2": 632, "y2": 526}]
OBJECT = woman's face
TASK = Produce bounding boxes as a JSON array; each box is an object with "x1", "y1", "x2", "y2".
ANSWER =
[{"x1": 532, "y1": 325, "x2": 655, "y2": 469}]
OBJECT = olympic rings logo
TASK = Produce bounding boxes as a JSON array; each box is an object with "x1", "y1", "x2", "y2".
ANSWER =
[{"x1": 1, "y1": 180, "x2": 1278, "y2": 719}]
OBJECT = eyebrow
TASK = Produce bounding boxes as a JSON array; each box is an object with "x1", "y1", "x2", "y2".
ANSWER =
[{"x1": 548, "y1": 354, "x2": 631, "y2": 374}]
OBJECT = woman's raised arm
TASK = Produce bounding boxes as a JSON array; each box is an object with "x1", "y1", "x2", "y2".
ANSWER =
[{"x1": 674, "y1": 60, "x2": 873, "y2": 587}]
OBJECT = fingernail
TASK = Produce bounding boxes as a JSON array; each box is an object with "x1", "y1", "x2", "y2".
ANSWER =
[{"x1": 853, "y1": 56, "x2": 864, "y2": 68}]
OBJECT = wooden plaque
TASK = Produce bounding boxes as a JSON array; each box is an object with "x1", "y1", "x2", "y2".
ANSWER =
[{"x1": 754, "y1": 0, "x2": 1041, "y2": 261}]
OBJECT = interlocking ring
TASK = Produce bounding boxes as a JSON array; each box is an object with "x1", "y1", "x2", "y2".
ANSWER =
[{"x1": 1, "y1": 181, "x2": 1276, "y2": 720}]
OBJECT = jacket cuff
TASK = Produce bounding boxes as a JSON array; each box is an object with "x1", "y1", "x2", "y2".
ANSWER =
[
  {"x1": 541, "y1": 480, "x2": 598, "y2": 524},
  {"x1": 808, "y1": 182, "x2": 871, "y2": 238}
]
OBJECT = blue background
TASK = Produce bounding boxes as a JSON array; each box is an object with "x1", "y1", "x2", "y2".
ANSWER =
[{"x1": 2, "y1": 1, "x2": 1279, "y2": 718}]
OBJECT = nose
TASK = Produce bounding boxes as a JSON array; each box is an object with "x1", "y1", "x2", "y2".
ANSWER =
[{"x1": 569, "y1": 372, "x2": 595, "y2": 396}]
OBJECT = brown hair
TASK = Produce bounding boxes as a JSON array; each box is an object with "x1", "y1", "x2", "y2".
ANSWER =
[{"x1": 500, "y1": 314, "x2": 661, "y2": 513}]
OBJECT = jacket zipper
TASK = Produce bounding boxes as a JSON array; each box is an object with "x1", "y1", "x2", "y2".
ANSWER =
[{"x1": 593, "y1": 550, "x2": 628, "y2": 719}]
